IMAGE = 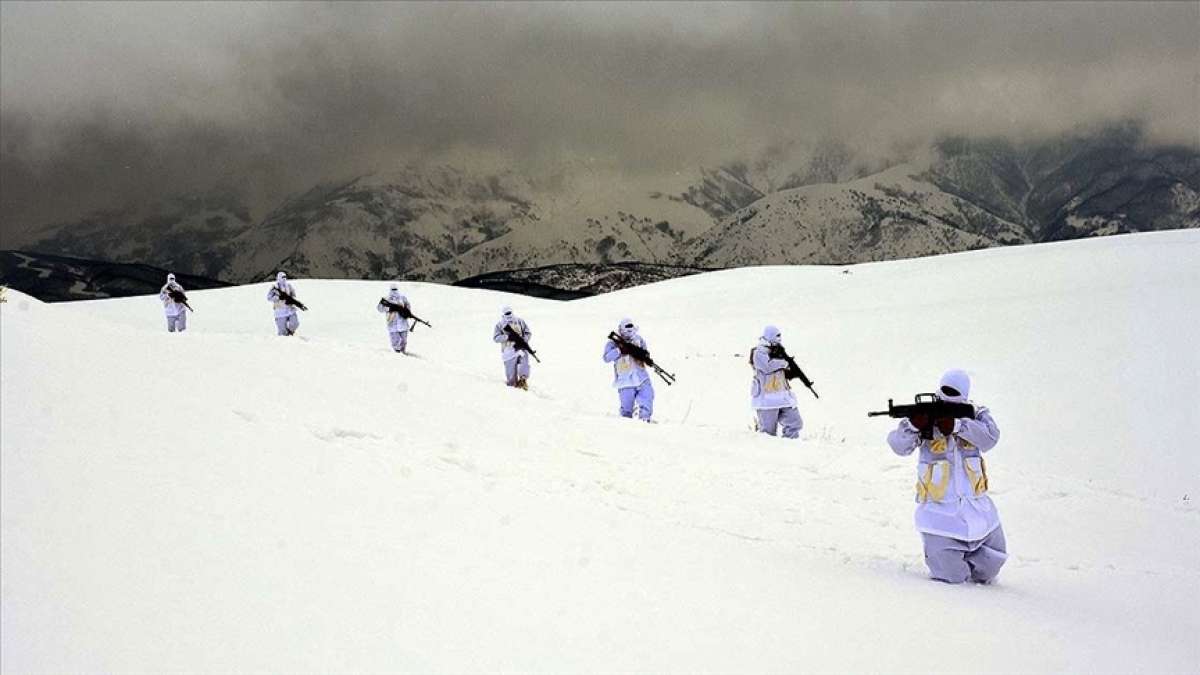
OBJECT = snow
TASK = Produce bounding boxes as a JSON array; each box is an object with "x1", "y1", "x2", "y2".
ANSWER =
[{"x1": 3, "y1": 231, "x2": 1198, "y2": 673}]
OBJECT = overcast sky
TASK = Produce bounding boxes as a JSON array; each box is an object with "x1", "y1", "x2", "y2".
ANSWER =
[{"x1": 2, "y1": 1, "x2": 1197, "y2": 235}]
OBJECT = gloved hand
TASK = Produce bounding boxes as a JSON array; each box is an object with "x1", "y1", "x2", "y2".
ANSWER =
[
  {"x1": 767, "y1": 344, "x2": 785, "y2": 359},
  {"x1": 935, "y1": 417, "x2": 956, "y2": 436},
  {"x1": 908, "y1": 412, "x2": 930, "y2": 431}
]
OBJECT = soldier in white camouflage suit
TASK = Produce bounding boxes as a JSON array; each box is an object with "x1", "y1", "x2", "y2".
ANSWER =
[
  {"x1": 158, "y1": 273, "x2": 188, "y2": 333},
  {"x1": 492, "y1": 306, "x2": 532, "y2": 389},
  {"x1": 602, "y1": 318, "x2": 655, "y2": 421},
  {"x1": 376, "y1": 283, "x2": 412, "y2": 353},
  {"x1": 265, "y1": 271, "x2": 300, "y2": 336},
  {"x1": 887, "y1": 369, "x2": 1007, "y2": 584},
  {"x1": 749, "y1": 325, "x2": 803, "y2": 438}
]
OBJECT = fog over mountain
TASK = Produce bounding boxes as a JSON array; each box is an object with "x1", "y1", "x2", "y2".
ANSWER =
[{"x1": 2, "y1": 1, "x2": 1196, "y2": 242}]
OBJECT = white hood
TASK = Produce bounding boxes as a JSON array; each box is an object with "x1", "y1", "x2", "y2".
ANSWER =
[
  {"x1": 938, "y1": 369, "x2": 971, "y2": 403},
  {"x1": 618, "y1": 317, "x2": 637, "y2": 339}
]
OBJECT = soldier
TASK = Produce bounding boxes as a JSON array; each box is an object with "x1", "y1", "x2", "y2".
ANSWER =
[
  {"x1": 376, "y1": 283, "x2": 411, "y2": 353},
  {"x1": 749, "y1": 325, "x2": 803, "y2": 438},
  {"x1": 265, "y1": 271, "x2": 301, "y2": 336},
  {"x1": 158, "y1": 272, "x2": 189, "y2": 333},
  {"x1": 887, "y1": 369, "x2": 1007, "y2": 584},
  {"x1": 492, "y1": 306, "x2": 532, "y2": 389},
  {"x1": 602, "y1": 318, "x2": 655, "y2": 422}
]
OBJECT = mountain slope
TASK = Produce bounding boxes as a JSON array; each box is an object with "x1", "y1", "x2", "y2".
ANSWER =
[
  {"x1": 13, "y1": 190, "x2": 254, "y2": 280},
  {"x1": 218, "y1": 166, "x2": 714, "y2": 284},
  {"x1": 690, "y1": 164, "x2": 1030, "y2": 267},
  {"x1": 924, "y1": 126, "x2": 1200, "y2": 241},
  {"x1": 3, "y1": 232, "x2": 1197, "y2": 672},
  {"x1": 690, "y1": 128, "x2": 1200, "y2": 268}
]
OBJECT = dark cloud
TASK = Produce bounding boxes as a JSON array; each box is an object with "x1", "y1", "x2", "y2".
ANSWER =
[{"x1": 2, "y1": 1, "x2": 1197, "y2": 240}]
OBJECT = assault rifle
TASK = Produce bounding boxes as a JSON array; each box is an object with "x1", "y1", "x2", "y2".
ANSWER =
[
  {"x1": 167, "y1": 288, "x2": 194, "y2": 313},
  {"x1": 503, "y1": 324, "x2": 541, "y2": 363},
  {"x1": 767, "y1": 345, "x2": 818, "y2": 399},
  {"x1": 380, "y1": 298, "x2": 432, "y2": 329},
  {"x1": 867, "y1": 393, "x2": 976, "y2": 440},
  {"x1": 275, "y1": 286, "x2": 308, "y2": 311},
  {"x1": 607, "y1": 331, "x2": 676, "y2": 385}
]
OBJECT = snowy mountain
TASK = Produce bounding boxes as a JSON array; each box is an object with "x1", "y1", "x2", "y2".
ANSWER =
[
  {"x1": 15, "y1": 189, "x2": 255, "y2": 280},
  {"x1": 3, "y1": 231, "x2": 1198, "y2": 672},
  {"x1": 692, "y1": 127, "x2": 1200, "y2": 267},
  {"x1": 689, "y1": 163, "x2": 1030, "y2": 267},
  {"x1": 11, "y1": 128, "x2": 1198, "y2": 287}
]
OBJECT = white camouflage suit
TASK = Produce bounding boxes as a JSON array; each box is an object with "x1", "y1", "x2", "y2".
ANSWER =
[
  {"x1": 887, "y1": 369, "x2": 1007, "y2": 584},
  {"x1": 158, "y1": 273, "x2": 188, "y2": 332},
  {"x1": 376, "y1": 285, "x2": 411, "y2": 353},
  {"x1": 602, "y1": 318, "x2": 655, "y2": 421},
  {"x1": 492, "y1": 306, "x2": 532, "y2": 388},
  {"x1": 749, "y1": 325, "x2": 803, "y2": 438},
  {"x1": 265, "y1": 272, "x2": 300, "y2": 336}
]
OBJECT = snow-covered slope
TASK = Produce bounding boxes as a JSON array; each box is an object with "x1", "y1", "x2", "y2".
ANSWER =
[
  {"x1": 3, "y1": 231, "x2": 1198, "y2": 673},
  {"x1": 690, "y1": 163, "x2": 1032, "y2": 267}
]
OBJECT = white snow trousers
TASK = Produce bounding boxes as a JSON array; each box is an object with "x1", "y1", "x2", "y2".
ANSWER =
[
  {"x1": 166, "y1": 313, "x2": 187, "y2": 333},
  {"x1": 618, "y1": 381, "x2": 654, "y2": 421},
  {"x1": 921, "y1": 525, "x2": 1007, "y2": 584},
  {"x1": 756, "y1": 406, "x2": 802, "y2": 438},
  {"x1": 389, "y1": 330, "x2": 408, "y2": 353},
  {"x1": 275, "y1": 314, "x2": 299, "y2": 336},
  {"x1": 504, "y1": 353, "x2": 531, "y2": 386}
]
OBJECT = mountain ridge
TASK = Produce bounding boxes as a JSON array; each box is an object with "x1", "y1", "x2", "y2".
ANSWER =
[{"x1": 9, "y1": 127, "x2": 1197, "y2": 285}]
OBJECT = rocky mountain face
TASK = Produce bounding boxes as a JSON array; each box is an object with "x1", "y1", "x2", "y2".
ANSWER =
[
  {"x1": 454, "y1": 262, "x2": 712, "y2": 300},
  {"x1": 9, "y1": 126, "x2": 1198, "y2": 292},
  {"x1": 925, "y1": 126, "x2": 1200, "y2": 242}
]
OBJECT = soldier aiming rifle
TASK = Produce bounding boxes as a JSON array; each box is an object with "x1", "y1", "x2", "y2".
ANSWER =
[{"x1": 869, "y1": 393, "x2": 976, "y2": 440}]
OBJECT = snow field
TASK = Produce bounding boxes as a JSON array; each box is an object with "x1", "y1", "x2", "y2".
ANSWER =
[{"x1": 2, "y1": 230, "x2": 1198, "y2": 673}]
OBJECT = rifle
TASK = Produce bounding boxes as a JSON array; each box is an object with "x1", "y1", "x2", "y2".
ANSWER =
[
  {"x1": 767, "y1": 345, "x2": 818, "y2": 399},
  {"x1": 167, "y1": 288, "x2": 194, "y2": 313},
  {"x1": 380, "y1": 298, "x2": 432, "y2": 329},
  {"x1": 275, "y1": 286, "x2": 308, "y2": 311},
  {"x1": 607, "y1": 331, "x2": 676, "y2": 385},
  {"x1": 503, "y1": 324, "x2": 541, "y2": 363},
  {"x1": 867, "y1": 393, "x2": 976, "y2": 440}
]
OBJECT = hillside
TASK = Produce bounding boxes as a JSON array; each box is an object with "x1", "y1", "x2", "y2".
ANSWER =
[{"x1": 3, "y1": 231, "x2": 1197, "y2": 672}]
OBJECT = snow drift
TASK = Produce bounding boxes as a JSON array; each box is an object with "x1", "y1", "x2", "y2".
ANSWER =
[{"x1": 2, "y1": 231, "x2": 1198, "y2": 673}]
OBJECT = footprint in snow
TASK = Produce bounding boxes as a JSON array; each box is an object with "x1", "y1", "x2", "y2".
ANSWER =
[
  {"x1": 439, "y1": 455, "x2": 477, "y2": 473},
  {"x1": 314, "y1": 428, "x2": 382, "y2": 442}
]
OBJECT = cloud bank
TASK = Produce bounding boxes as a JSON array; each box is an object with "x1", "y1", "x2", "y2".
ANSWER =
[{"x1": 2, "y1": 1, "x2": 1197, "y2": 237}]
